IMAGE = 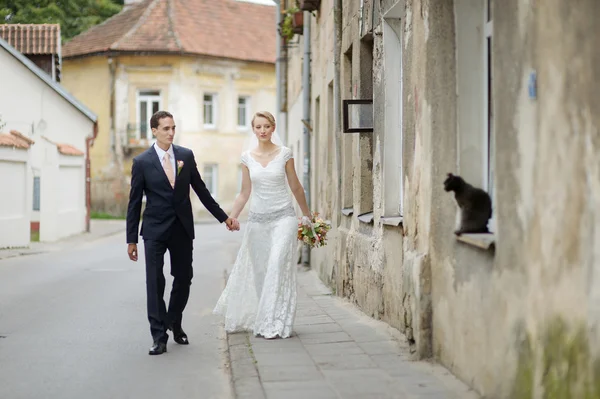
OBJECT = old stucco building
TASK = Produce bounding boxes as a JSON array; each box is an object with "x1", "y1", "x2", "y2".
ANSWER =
[
  {"x1": 61, "y1": 0, "x2": 277, "y2": 217},
  {"x1": 283, "y1": 0, "x2": 600, "y2": 397}
]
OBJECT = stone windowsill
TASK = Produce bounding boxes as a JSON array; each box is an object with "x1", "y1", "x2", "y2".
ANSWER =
[
  {"x1": 341, "y1": 208, "x2": 354, "y2": 216},
  {"x1": 456, "y1": 233, "x2": 496, "y2": 250},
  {"x1": 357, "y1": 212, "x2": 374, "y2": 224},
  {"x1": 380, "y1": 216, "x2": 403, "y2": 227}
]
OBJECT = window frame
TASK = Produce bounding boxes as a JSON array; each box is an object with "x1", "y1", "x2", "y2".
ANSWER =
[
  {"x1": 136, "y1": 90, "x2": 161, "y2": 140},
  {"x1": 455, "y1": 0, "x2": 496, "y2": 235},
  {"x1": 382, "y1": 11, "x2": 403, "y2": 218},
  {"x1": 237, "y1": 96, "x2": 251, "y2": 130},
  {"x1": 483, "y1": 0, "x2": 495, "y2": 232},
  {"x1": 203, "y1": 93, "x2": 218, "y2": 130}
]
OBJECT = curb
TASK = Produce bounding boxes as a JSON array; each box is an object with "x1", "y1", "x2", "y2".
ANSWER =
[
  {"x1": 221, "y1": 268, "x2": 266, "y2": 399},
  {"x1": 227, "y1": 332, "x2": 266, "y2": 399}
]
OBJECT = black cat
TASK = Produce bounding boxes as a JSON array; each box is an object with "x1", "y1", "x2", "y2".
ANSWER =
[{"x1": 443, "y1": 173, "x2": 492, "y2": 236}]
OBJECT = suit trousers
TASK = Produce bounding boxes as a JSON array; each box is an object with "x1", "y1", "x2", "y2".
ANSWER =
[{"x1": 143, "y1": 218, "x2": 193, "y2": 343}]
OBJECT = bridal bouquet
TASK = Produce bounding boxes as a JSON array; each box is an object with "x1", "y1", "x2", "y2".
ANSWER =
[{"x1": 298, "y1": 213, "x2": 332, "y2": 248}]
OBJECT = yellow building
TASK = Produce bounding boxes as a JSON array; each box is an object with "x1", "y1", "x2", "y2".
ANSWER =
[{"x1": 61, "y1": 0, "x2": 276, "y2": 217}]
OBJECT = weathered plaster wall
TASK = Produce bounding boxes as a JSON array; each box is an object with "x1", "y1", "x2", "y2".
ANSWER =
[
  {"x1": 308, "y1": 0, "x2": 410, "y2": 349},
  {"x1": 426, "y1": 0, "x2": 600, "y2": 397},
  {"x1": 292, "y1": 0, "x2": 600, "y2": 397}
]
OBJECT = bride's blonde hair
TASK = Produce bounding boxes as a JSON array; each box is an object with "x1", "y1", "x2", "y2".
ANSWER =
[{"x1": 251, "y1": 111, "x2": 276, "y2": 128}]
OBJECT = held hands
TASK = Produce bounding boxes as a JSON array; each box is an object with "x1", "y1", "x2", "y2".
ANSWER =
[
  {"x1": 225, "y1": 217, "x2": 240, "y2": 232},
  {"x1": 127, "y1": 243, "x2": 138, "y2": 261}
]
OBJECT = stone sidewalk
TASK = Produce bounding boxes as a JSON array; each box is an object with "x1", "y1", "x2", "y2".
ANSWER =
[
  {"x1": 0, "y1": 219, "x2": 125, "y2": 261},
  {"x1": 227, "y1": 268, "x2": 480, "y2": 399}
]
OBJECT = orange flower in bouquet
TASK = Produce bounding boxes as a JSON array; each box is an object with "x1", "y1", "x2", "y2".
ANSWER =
[{"x1": 297, "y1": 213, "x2": 332, "y2": 248}]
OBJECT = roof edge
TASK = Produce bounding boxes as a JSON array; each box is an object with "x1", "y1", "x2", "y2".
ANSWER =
[
  {"x1": 62, "y1": 49, "x2": 276, "y2": 65},
  {"x1": 0, "y1": 37, "x2": 97, "y2": 123}
]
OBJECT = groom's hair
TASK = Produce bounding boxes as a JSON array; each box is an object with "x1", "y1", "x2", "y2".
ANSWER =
[{"x1": 150, "y1": 111, "x2": 173, "y2": 129}]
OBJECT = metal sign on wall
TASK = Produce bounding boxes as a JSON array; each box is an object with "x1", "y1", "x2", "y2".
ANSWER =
[{"x1": 343, "y1": 99, "x2": 373, "y2": 133}]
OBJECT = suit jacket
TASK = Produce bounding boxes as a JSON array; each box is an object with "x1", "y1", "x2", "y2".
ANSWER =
[{"x1": 126, "y1": 144, "x2": 229, "y2": 244}]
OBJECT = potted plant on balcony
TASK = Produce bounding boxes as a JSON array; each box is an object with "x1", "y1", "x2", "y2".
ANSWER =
[
  {"x1": 280, "y1": 4, "x2": 303, "y2": 41},
  {"x1": 291, "y1": 9, "x2": 303, "y2": 34},
  {"x1": 299, "y1": 0, "x2": 320, "y2": 11}
]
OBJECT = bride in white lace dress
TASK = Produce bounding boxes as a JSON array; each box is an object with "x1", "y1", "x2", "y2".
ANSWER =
[{"x1": 213, "y1": 111, "x2": 312, "y2": 339}]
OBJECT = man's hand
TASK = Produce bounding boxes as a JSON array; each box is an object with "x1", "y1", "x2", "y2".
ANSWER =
[
  {"x1": 128, "y1": 243, "x2": 138, "y2": 261},
  {"x1": 225, "y1": 217, "x2": 240, "y2": 231}
]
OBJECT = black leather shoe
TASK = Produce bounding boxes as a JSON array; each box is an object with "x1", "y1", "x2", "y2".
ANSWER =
[
  {"x1": 169, "y1": 325, "x2": 189, "y2": 345},
  {"x1": 149, "y1": 341, "x2": 167, "y2": 355}
]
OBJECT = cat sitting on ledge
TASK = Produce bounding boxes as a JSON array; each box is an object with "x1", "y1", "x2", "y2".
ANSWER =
[{"x1": 443, "y1": 173, "x2": 492, "y2": 236}]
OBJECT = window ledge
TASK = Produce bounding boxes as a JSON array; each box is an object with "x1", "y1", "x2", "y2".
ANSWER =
[
  {"x1": 456, "y1": 233, "x2": 495, "y2": 250},
  {"x1": 380, "y1": 216, "x2": 403, "y2": 227},
  {"x1": 358, "y1": 212, "x2": 374, "y2": 224},
  {"x1": 341, "y1": 208, "x2": 354, "y2": 216}
]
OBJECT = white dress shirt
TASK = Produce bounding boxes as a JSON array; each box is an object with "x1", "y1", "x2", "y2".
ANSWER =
[{"x1": 154, "y1": 143, "x2": 176, "y2": 180}]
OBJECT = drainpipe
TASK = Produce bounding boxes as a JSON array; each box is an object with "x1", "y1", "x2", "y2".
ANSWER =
[
  {"x1": 275, "y1": 1, "x2": 282, "y2": 139},
  {"x1": 108, "y1": 57, "x2": 124, "y2": 176},
  {"x1": 301, "y1": 12, "x2": 312, "y2": 265},
  {"x1": 334, "y1": 0, "x2": 342, "y2": 227},
  {"x1": 85, "y1": 122, "x2": 98, "y2": 232}
]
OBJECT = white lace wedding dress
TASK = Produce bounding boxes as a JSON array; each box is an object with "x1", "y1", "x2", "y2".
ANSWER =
[{"x1": 213, "y1": 146, "x2": 298, "y2": 338}]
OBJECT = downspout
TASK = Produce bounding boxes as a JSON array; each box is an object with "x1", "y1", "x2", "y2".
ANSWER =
[
  {"x1": 334, "y1": 0, "x2": 342, "y2": 227},
  {"x1": 109, "y1": 57, "x2": 122, "y2": 167},
  {"x1": 275, "y1": 0, "x2": 282, "y2": 141},
  {"x1": 85, "y1": 121, "x2": 98, "y2": 232},
  {"x1": 301, "y1": 11, "x2": 312, "y2": 265}
]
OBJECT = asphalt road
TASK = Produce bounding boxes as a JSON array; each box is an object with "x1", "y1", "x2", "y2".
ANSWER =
[{"x1": 0, "y1": 222, "x2": 242, "y2": 399}]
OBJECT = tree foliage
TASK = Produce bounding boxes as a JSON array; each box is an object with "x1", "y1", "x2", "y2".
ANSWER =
[{"x1": 0, "y1": 0, "x2": 124, "y2": 42}]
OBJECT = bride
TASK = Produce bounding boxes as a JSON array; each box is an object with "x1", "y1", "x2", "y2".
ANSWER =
[{"x1": 213, "y1": 111, "x2": 312, "y2": 339}]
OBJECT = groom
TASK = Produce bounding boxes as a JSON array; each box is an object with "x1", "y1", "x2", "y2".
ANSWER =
[{"x1": 126, "y1": 110, "x2": 239, "y2": 355}]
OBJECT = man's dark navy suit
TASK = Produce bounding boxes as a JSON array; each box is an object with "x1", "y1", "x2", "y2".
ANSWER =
[{"x1": 126, "y1": 144, "x2": 228, "y2": 344}]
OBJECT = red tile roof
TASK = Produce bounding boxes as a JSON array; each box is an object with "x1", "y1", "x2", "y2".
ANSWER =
[
  {"x1": 0, "y1": 130, "x2": 34, "y2": 149},
  {"x1": 0, "y1": 24, "x2": 60, "y2": 55},
  {"x1": 62, "y1": 0, "x2": 276, "y2": 64},
  {"x1": 41, "y1": 136, "x2": 85, "y2": 156},
  {"x1": 56, "y1": 143, "x2": 84, "y2": 156}
]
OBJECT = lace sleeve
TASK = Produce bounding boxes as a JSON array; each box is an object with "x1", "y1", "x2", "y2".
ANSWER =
[
  {"x1": 283, "y1": 147, "x2": 293, "y2": 163},
  {"x1": 241, "y1": 152, "x2": 249, "y2": 166}
]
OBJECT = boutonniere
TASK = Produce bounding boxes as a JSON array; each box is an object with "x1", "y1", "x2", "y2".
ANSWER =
[{"x1": 177, "y1": 160, "x2": 184, "y2": 175}]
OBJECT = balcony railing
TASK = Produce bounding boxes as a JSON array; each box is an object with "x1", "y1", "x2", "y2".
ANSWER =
[{"x1": 123, "y1": 123, "x2": 154, "y2": 148}]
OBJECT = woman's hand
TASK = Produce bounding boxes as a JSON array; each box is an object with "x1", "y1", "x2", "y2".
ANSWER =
[{"x1": 300, "y1": 215, "x2": 313, "y2": 228}]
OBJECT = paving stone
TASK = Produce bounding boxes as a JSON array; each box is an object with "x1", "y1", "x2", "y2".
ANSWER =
[
  {"x1": 234, "y1": 376, "x2": 265, "y2": 399},
  {"x1": 312, "y1": 353, "x2": 378, "y2": 370},
  {"x1": 253, "y1": 351, "x2": 314, "y2": 366},
  {"x1": 294, "y1": 314, "x2": 336, "y2": 325},
  {"x1": 293, "y1": 322, "x2": 343, "y2": 335},
  {"x1": 298, "y1": 331, "x2": 353, "y2": 345},
  {"x1": 304, "y1": 341, "x2": 365, "y2": 356},
  {"x1": 231, "y1": 361, "x2": 258, "y2": 380},
  {"x1": 322, "y1": 369, "x2": 396, "y2": 396},
  {"x1": 229, "y1": 344, "x2": 252, "y2": 359},
  {"x1": 344, "y1": 325, "x2": 397, "y2": 343},
  {"x1": 371, "y1": 354, "x2": 417, "y2": 375},
  {"x1": 263, "y1": 381, "x2": 338, "y2": 399},
  {"x1": 257, "y1": 365, "x2": 323, "y2": 382},
  {"x1": 358, "y1": 340, "x2": 404, "y2": 355},
  {"x1": 228, "y1": 332, "x2": 248, "y2": 346},
  {"x1": 265, "y1": 387, "x2": 339, "y2": 399}
]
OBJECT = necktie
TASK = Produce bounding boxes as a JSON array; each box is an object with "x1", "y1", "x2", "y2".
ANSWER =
[{"x1": 163, "y1": 152, "x2": 175, "y2": 188}]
